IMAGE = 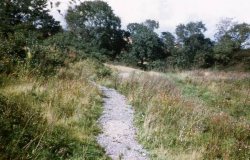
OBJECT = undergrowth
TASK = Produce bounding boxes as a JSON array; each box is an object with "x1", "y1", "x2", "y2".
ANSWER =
[{"x1": 0, "y1": 60, "x2": 110, "y2": 159}]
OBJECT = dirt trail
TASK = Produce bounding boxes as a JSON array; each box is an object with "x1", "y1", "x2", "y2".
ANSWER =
[{"x1": 97, "y1": 86, "x2": 148, "y2": 160}]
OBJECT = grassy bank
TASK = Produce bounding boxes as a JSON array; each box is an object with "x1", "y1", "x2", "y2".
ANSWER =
[
  {"x1": 104, "y1": 67, "x2": 250, "y2": 160},
  {"x1": 0, "y1": 60, "x2": 110, "y2": 159}
]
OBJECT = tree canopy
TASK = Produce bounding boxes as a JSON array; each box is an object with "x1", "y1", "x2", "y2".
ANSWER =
[
  {"x1": 0, "y1": 0, "x2": 61, "y2": 38},
  {"x1": 213, "y1": 19, "x2": 250, "y2": 64},
  {"x1": 175, "y1": 21, "x2": 206, "y2": 44},
  {"x1": 1, "y1": 0, "x2": 249, "y2": 71},
  {"x1": 127, "y1": 21, "x2": 165, "y2": 66},
  {"x1": 65, "y1": 0, "x2": 126, "y2": 59}
]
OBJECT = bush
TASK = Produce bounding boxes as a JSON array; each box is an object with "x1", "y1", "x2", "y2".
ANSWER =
[
  {"x1": 147, "y1": 60, "x2": 168, "y2": 72},
  {"x1": 96, "y1": 67, "x2": 112, "y2": 78},
  {"x1": 30, "y1": 45, "x2": 66, "y2": 75}
]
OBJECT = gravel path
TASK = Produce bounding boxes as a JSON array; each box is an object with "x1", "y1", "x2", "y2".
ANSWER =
[{"x1": 97, "y1": 86, "x2": 148, "y2": 160}]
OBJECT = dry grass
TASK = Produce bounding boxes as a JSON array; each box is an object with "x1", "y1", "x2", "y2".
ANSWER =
[
  {"x1": 103, "y1": 65, "x2": 250, "y2": 160},
  {"x1": 170, "y1": 70, "x2": 250, "y2": 121},
  {"x1": 0, "y1": 60, "x2": 110, "y2": 159}
]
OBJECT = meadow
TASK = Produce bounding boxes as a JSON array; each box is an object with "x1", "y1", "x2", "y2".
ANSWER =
[
  {"x1": 1, "y1": 0, "x2": 250, "y2": 159},
  {"x1": 103, "y1": 66, "x2": 250, "y2": 160}
]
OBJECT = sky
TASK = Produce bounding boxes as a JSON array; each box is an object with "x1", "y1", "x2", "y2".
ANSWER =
[{"x1": 49, "y1": 0, "x2": 250, "y2": 38}]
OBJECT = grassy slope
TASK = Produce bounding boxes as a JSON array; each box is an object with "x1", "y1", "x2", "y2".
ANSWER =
[
  {"x1": 103, "y1": 66, "x2": 250, "y2": 160},
  {"x1": 0, "y1": 60, "x2": 110, "y2": 160}
]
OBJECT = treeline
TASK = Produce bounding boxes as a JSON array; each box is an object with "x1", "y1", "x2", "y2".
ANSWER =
[
  {"x1": 64, "y1": 1, "x2": 250, "y2": 70},
  {"x1": 1, "y1": 0, "x2": 250, "y2": 74}
]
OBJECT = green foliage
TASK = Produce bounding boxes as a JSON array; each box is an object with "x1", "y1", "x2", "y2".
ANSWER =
[
  {"x1": 0, "y1": 32, "x2": 66, "y2": 75},
  {"x1": 229, "y1": 23, "x2": 250, "y2": 49},
  {"x1": 127, "y1": 21, "x2": 165, "y2": 68},
  {"x1": 66, "y1": 0, "x2": 126, "y2": 59},
  {"x1": 184, "y1": 34, "x2": 214, "y2": 67},
  {"x1": 213, "y1": 36, "x2": 235, "y2": 65},
  {"x1": 116, "y1": 50, "x2": 138, "y2": 67},
  {"x1": 0, "y1": 32, "x2": 26, "y2": 58},
  {"x1": 161, "y1": 31, "x2": 176, "y2": 55},
  {"x1": 0, "y1": 0, "x2": 61, "y2": 38},
  {"x1": 162, "y1": 21, "x2": 214, "y2": 69},
  {"x1": 29, "y1": 45, "x2": 66, "y2": 75},
  {"x1": 147, "y1": 60, "x2": 168, "y2": 72},
  {"x1": 143, "y1": 19, "x2": 159, "y2": 30},
  {"x1": 175, "y1": 21, "x2": 206, "y2": 44},
  {"x1": 0, "y1": 0, "x2": 62, "y2": 75},
  {"x1": 96, "y1": 67, "x2": 112, "y2": 78},
  {"x1": 213, "y1": 19, "x2": 250, "y2": 65}
]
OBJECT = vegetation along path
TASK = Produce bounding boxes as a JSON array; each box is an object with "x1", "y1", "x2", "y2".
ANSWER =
[{"x1": 97, "y1": 86, "x2": 148, "y2": 160}]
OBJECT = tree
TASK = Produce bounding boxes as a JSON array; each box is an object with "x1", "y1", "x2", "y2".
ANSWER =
[
  {"x1": 127, "y1": 21, "x2": 165, "y2": 67},
  {"x1": 214, "y1": 18, "x2": 236, "y2": 41},
  {"x1": 174, "y1": 21, "x2": 213, "y2": 67},
  {"x1": 0, "y1": 0, "x2": 61, "y2": 38},
  {"x1": 213, "y1": 36, "x2": 235, "y2": 65},
  {"x1": 175, "y1": 21, "x2": 206, "y2": 44},
  {"x1": 161, "y1": 32, "x2": 175, "y2": 54},
  {"x1": 228, "y1": 23, "x2": 250, "y2": 49},
  {"x1": 214, "y1": 19, "x2": 250, "y2": 50},
  {"x1": 0, "y1": 0, "x2": 61, "y2": 60},
  {"x1": 184, "y1": 34, "x2": 214, "y2": 67},
  {"x1": 65, "y1": 0, "x2": 126, "y2": 59},
  {"x1": 213, "y1": 19, "x2": 250, "y2": 65},
  {"x1": 143, "y1": 19, "x2": 159, "y2": 31}
]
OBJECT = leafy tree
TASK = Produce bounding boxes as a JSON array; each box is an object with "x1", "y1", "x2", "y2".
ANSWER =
[
  {"x1": 0, "y1": 0, "x2": 61, "y2": 38},
  {"x1": 174, "y1": 21, "x2": 213, "y2": 67},
  {"x1": 127, "y1": 21, "x2": 165, "y2": 67},
  {"x1": 175, "y1": 24, "x2": 187, "y2": 44},
  {"x1": 214, "y1": 19, "x2": 250, "y2": 50},
  {"x1": 214, "y1": 18, "x2": 236, "y2": 41},
  {"x1": 184, "y1": 34, "x2": 214, "y2": 67},
  {"x1": 228, "y1": 23, "x2": 250, "y2": 49},
  {"x1": 213, "y1": 36, "x2": 235, "y2": 65},
  {"x1": 213, "y1": 19, "x2": 250, "y2": 65},
  {"x1": 65, "y1": 0, "x2": 126, "y2": 59},
  {"x1": 161, "y1": 32, "x2": 175, "y2": 55},
  {"x1": 175, "y1": 21, "x2": 206, "y2": 44},
  {"x1": 0, "y1": 0, "x2": 62, "y2": 74},
  {"x1": 143, "y1": 19, "x2": 159, "y2": 30}
]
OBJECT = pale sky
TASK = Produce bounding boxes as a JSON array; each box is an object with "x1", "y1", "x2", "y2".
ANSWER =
[{"x1": 49, "y1": 0, "x2": 250, "y2": 38}]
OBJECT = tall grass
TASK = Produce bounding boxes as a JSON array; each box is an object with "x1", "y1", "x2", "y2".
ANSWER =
[
  {"x1": 0, "y1": 60, "x2": 110, "y2": 159},
  {"x1": 104, "y1": 68, "x2": 250, "y2": 160},
  {"x1": 168, "y1": 70, "x2": 250, "y2": 120}
]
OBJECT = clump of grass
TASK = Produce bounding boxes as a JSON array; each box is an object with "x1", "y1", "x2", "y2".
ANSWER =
[
  {"x1": 0, "y1": 60, "x2": 110, "y2": 159},
  {"x1": 105, "y1": 68, "x2": 250, "y2": 160}
]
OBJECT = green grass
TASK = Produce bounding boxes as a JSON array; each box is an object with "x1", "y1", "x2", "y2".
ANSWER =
[
  {"x1": 167, "y1": 72, "x2": 250, "y2": 120},
  {"x1": 0, "y1": 60, "x2": 110, "y2": 160},
  {"x1": 103, "y1": 69, "x2": 250, "y2": 160}
]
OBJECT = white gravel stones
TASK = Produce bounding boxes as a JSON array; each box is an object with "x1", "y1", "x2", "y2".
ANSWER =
[{"x1": 97, "y1": 86, "x2": 148, "y2": 160}]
